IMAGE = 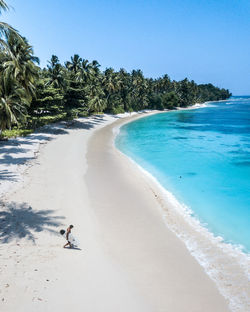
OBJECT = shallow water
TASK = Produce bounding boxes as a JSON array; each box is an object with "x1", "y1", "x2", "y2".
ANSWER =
[{"x1": 116, "y1": 96, "x2": 250, "y2": 253}]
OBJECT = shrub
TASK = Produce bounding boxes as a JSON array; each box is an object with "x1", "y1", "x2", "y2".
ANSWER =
[
  {"x1": 27, "y1": 113, "x2": 67, "y2": 128},
  {"x1": 2, "y1": 129, "x2": 34, "y2": 139},
  {"x1": 111, "y1": 106, "x2": 125, "y2": 114}
]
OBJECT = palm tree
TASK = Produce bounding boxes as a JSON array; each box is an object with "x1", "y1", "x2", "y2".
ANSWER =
[
  {"x1": 117, "y1": 68, "x2": 132, "y2": 112},
  {"x1": 87, "y1": 78, "x2": 106, "y2": 113},
  {"x1": 89, "y1": 60, "x2": 101, "y2": 78},
  {"x1": 131, "y1": 70, "x2": 149, "y2": 110},
  {"x1": 46, "y1": 55, "x2": 65, "y2": 89},
  {"x1": 0, "y1": 1, "x2": 20, "y2": 52},
  {"x1": 0, "y1": 0, "x2": 8, "y2": 10},
  {"x1": 103, "y1": 68, "x2": 116, "y2": 93},
  {"x1": 65, "y1": 54, "x2": 82, "y2": 77},
  {"x1": 102, "y1": 68, "x2": 123, "y2": 112},
  {"x1": 78, "y1": 59, "x2": 93, "y2": 83},
  {"x1": 3, "y1": 33, "x2": 39, "y2": 99},
  {"x1": 88, "y1": 95, "x2": 106, "y2": 113},
  {"x1": 0, "y1": 73, "x2": 29, "y2": 133}
]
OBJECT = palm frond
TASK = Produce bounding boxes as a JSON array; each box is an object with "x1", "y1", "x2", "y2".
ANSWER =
[{"x1": 0, "y1": 0, "x2": 8, "y2": 12}]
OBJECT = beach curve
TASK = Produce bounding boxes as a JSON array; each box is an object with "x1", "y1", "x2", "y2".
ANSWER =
[
  {"x1": 114, "y1": 108, "x2": 250, "y2": 312},
  {"x1": 85, "y1": 113, "x2": 230, "y2": 311},
  {"x1": 0, "y1": 112, "x2": 230, "y2": 311}
]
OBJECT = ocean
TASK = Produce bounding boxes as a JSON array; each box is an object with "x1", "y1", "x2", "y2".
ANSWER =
[{"x1": 116, "y1": 96, "x2": 250, "y2": 254}]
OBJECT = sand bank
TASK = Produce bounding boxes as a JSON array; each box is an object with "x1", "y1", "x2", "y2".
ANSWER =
[{"x1": 0, "y1": 112, "x2": 230, "y2": 311}]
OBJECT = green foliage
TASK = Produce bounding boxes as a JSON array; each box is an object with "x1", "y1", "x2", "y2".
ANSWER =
[
  {"x1": 46, "y1": 55, "x2": 65, "y2": 89},
  {"x1": 66, "y1": 109, "x2": 79, "y2": 120},
  {"x1": 64, "y1": 82, "x2": 86, "y2": 108},
  {"x1": 4, "y1": 33, "x2": 39, "y2": 99},
  {"x1": 161, "y1": 91, "x2": 180, "y2": 109},
  {"x1": 0, "y1": 30, "x2": 39, "y2": 132},
  {"x1": 0, "y1": 1, "x2": 21, "y2": 52},
  {"x1": 0, "y1": 72, "x2": 30, "y2": 131},
  {"x1": 27, "y1": 113, "x2": 67, "y2": 128},
  {"x1": 30, "y1": 83, "x2": 64, "y2": 116},
  {"x1": 197, "y1": 84, "x2": 231, "y2": 102},
  {"x1": 2, "y1": 128, "x2": 33, "y2": 138},
  {"x1": 110, "y1": 106, "x2": 125, "y2": 115},
  {"x1": 148, "y1": 94, "x2": 164, "y2": 110}
]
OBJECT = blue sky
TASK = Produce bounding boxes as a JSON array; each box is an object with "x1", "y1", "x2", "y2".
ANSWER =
[{"x1": 2, "y1": 0, "x2": 250, "y2": 94}]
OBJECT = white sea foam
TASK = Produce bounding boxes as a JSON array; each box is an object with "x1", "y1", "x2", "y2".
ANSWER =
[
  {"x1": 176, "y1": 102, "x2": 217, "y2": 110},
  {"x1": 229, "y1": 97, "x2": 250, "y2": 101},
  {"x1": 114, "y1": 114, "x2": 250, "y2": 312},
  {"x1": 112, "y1": 124, "x2": 121, "y2": 137}
]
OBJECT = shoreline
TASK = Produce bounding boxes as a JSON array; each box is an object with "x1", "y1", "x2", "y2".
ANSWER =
[
  {"x1": 85, "y1": 113, "x2": 230, "y2": 311},
  {"x1": 113, "y1": 111, "x2": 250, "y2": 311},
  {"x1": 0, "y1": 108, "x2": 246, "y2": 311}
]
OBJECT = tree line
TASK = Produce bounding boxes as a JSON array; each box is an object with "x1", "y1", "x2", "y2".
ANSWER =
[{"x1": 0, "y1": 1, "x2": 231, "y2": 137}]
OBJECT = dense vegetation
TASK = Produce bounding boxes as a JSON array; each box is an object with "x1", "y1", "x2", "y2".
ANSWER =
[{"x1": 0, "y1": 1, "x2": 231, "y2": 138}]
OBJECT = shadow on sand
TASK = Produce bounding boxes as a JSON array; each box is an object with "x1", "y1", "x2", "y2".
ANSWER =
[
  {"x1": 0, "y1": 201, "x2": 65, "y2": 244},
  {"x1": 64, "y1": 246, "x2": 82, "y2": 251},
  {"x1": 0, "y1": 115, "x2": 111, "y2": 169},
  {"x1": 0, "y1": 170, "x2": 18, "y2": 182},
  {"x1": 65, "y1": 115, "x2": 109, "y2": 130}
]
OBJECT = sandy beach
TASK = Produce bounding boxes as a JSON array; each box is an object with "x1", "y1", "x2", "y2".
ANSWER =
[{"x1": 0, "y1": 113, "x2": 231, "y2": 311}]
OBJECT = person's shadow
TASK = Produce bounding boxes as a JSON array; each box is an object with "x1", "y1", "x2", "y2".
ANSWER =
[
  {"x1": 0, "y1": 201, "x2": 65, "y2": 244},
  {"x1": 64, "y1": 246, "x2": 82, "y2": 251}
]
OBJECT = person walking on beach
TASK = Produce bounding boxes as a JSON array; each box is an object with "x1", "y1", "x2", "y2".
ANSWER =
[{"x1": 63, "y1": 225, "x2": 74, "y2": 248}]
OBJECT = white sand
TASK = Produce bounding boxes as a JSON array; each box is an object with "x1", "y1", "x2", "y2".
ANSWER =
[{"x1": 0, "y1": 112, "x2": 232, "y2": 311}]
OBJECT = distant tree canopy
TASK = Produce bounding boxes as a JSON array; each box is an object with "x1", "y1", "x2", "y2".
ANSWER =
[
  {"x1": 0, "y1": 1, "x2": 231, "y2": 135},
  {"x1": 29, "y1": 55, "x2": 231, "y2": 119}
]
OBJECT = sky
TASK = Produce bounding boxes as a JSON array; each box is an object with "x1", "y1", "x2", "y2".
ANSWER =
[{"x1": 2, "y1": 0, "x2": 250, "y2": 95}]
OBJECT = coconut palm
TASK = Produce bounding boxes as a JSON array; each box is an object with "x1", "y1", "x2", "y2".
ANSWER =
[
  {"x1": 0, "y1": 1, "x2": 20, "y2": 52},
  {"x1": 102, "y1": 68, "x2": 123, "y2": 112},
  {"x1": 3, "y1": 33, "x2": 39, "y2": 98},
  {"x1": 0, "y1": 0, "x2": 8, "y2": 10},
  {"x1": 87, "y1": 77, "x2": 106, "y2": 113},
  {"x1": 89, "y1": 60, "x2": 101, "y2": 79},
  {"x1": 88, "y1": 95, "x2": 106, "y2": 113},
  {"x1": 0, "y1": 74, "x2": 29, "y2": 133},
  {"x1": 77, "y1": 59, "x2": 91, "y2": 83},
  {"x1": 65, "y1": 54, "x2": 82, "y2": 76},
  {"x1": 116, "y1": 68, "x2": 132, "y2": 111},
  {"x1": 102, "y1": 68, "x2": 116, "y2": 93},
  {"x1": 130, "y1": 70, "x2": 149, "y2": 110},
  {"x1": 46, "y1": 55, "x2": 65, "y2": 89}
]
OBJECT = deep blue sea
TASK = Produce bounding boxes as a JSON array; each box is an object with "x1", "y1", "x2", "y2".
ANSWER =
[{"x1": 116, "y1": 96, "x2": 250, "y2": 253}]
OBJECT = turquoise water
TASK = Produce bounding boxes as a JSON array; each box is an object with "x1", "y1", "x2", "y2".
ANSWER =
[{"x1": 116, "y1": 97, "x2": 250, "y2": 252}]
